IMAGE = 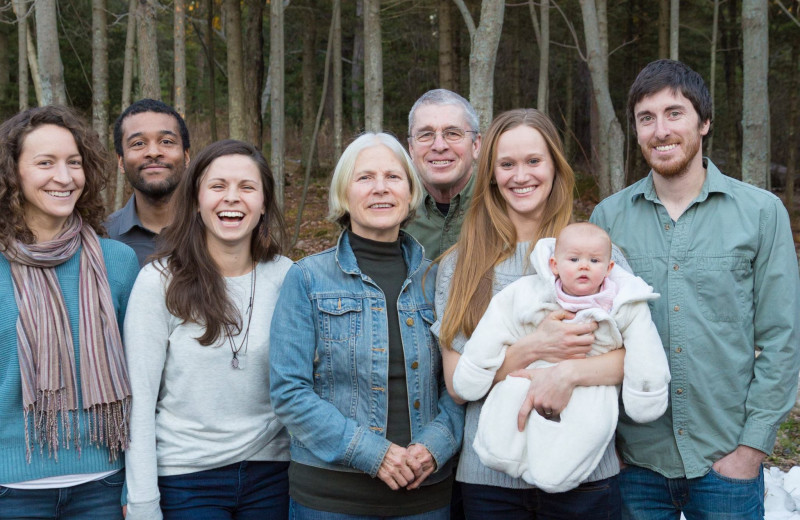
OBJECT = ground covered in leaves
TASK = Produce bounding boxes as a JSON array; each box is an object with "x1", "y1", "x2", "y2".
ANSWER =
[{"x1": 284, "y1": 168, "x2": 800, "y2": 469}]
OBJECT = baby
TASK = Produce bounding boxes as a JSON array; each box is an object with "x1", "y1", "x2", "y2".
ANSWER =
[{"x1": 452, "y1": 222, "x2": 670, "y2": 493}]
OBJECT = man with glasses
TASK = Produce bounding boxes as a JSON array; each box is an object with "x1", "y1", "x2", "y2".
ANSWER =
[{"x1": 405, "y1": 89, "x2": 481, "y2": 259}]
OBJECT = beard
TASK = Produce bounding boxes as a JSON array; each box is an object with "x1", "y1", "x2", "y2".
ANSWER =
[
  {"x1": 642, "y1": 132, "x2": 703, "y2": 179},
  {"x1": 125, "y1": 162, "x2": 183, "y2": 201}
]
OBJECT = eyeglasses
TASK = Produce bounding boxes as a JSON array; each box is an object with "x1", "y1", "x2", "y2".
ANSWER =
[{"x1": 410, "y1": 128, "x2": 477, "y2": 144}]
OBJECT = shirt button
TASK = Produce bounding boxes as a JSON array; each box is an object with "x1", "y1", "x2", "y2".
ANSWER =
[
  {"x1": 676, "y1": 388, "x2": 683, "y2": 395},
  {"x1": 411, "y1": 361, "x2": 419, "y2": 369},
  {"x1": 673, "y1": 305, "x2": 680, "y2": 312},
  {"x1": 678, "y1": 428, "x2": 684, "y2": 435},
  {"x1": 665, "y1": 224, "x2": 671, "y2": 230},
  {"x1": 673, "y1": 264, "x2": 679, "y2": 271},
  {"x1": 675, "y1": 347, "x2": 682, "y2": 353},
  {"x1": 406, "y1": 318, "x2": 414, "y2": 326},
  {"x1": 414, "y1": 400, "x2": 421, "y2": 409}
]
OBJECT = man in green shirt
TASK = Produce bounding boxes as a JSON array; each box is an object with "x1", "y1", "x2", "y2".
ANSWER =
[
  {"x1": 591, "y1": 60, "x2": 800, "y2": 518},
  {"x1": 404, "y1": 90, "x2": 481, "y2": 259}
]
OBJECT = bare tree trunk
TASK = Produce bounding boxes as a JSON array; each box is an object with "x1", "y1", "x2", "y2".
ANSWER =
[
  {"x1": 564, "y1": 56, "x2": 574, "y2": 159},
  {"x1": 510, "y1": 12, "x2": 521, "y2": 108},
  {"x1": 302, "y1": 1, "x2": 318, "y2": 169},
  {"x1": 11, "y1": 0, "x2": 43, "y2": 106},
  {"x1": 537, "y1": 0, "x2": 549, "y2": 112},
  {"x1": 707, "y1": 0, "x2": 719, "y2": 156},
  {"x1": 438, "y1": 0, "x2": 455, "y2": 91},
  {"x1": 0, "y1": 23, "x2": 9, "y2": 108},
  {"x1": 121, "y1": 0, "x2": 136, "y2": 110},
  {"x1": 722, "y1": 0, "x2": 742, "y2": 178},
  {"x1": 454, "y1": 0, "x2": 504, "y2": 131},
  {"x1": 333, "y1": 0, "x2": 343, "y2": 161},
  {"x1": 13, "y1": 0, "x2": 29, "y2": 110},
  {"x1": 351, "y1": 0, "x2": 363, "y2": 129},
  {"x1": 741, "y1": 0, "x2": 769, "y2": 188},
  {"x1": 786, "y1": 44, "x2": 798, "y2": 214},
  {"x1": 36, "y1": 0, "x2": 67, "y2": 105},
  {"x1": 225, "y1": 0, "x2": 246, "y2": 140},
  {"x1": 364, "y1": 0, "x2": 383, "y2": 132},
  {"x1": 579, "y1": 0, "x2": 625, "y2": 197},
  {"x1": 92, "y1": 0, "x2": 109, "y2": 203},
  {"x1": 658, "y1": 0, "x2": 669, "y2": 59},
  {"x1": 174, "y1": 0, "x2": 186, "y2": 117},
  {"x1": 669, "y1": 0, "x2": 679, "y2": 60},
  {"x1": 137, "y1": 0, "x2": 161, "y2": 99},
  {"x1": 243, "y1": 0, "x2": 264, "y2": 145},
  {"x1": 270, "y1": 0, "x2": 286, "y2": 207},
  {"x1": 206, "y1": 0, "x2": 217, "y2": 141}
]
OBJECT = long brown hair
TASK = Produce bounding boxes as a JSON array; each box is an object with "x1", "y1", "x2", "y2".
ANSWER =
[
  {"x1": 0, "y1": 106, "x2": 109, "y2": 249},
  {"x1": 156, "y1": 139, "x2": 287, "y2": 346},
  {"x1": 439, "y1": 109, "x2": 574, "y2": 349}
]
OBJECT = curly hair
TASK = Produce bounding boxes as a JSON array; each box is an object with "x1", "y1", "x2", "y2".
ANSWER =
[
  {"x1": 156, "y1": 139, "x2": 287, "y2": 346},
  {"x1": 0, "y1": 106, "x2": 110, "y2": 248}
]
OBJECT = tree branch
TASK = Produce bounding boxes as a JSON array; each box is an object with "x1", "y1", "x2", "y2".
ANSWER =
[{"x1": 452, "y1": 0, "x2": 475, "y2": 40}]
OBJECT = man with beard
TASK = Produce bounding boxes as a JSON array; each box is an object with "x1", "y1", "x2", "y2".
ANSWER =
[
  {"x1": 591, "y1": 59, "x2": 800, "y2": 518},
  {"x1": 404, "y1": 89, "x2": 480, "y2": 259},
  {"x1": 106, "y1": 99, "x2": 190, "y2": 266}
]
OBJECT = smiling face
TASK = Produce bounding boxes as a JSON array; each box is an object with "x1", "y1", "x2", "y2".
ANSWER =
[
  {"x1": 493, "y1": 125, "x2": 555, "y2": 241},
  {"x1": 549, "y1": 225, "x2": 614, "y2": 297},
  {"x1": 408, "y1": 104, "x2": 480, "y2": 202},
  {"x1": 634, "y1": 88, "x2": 710, "y2": 179},
  {"x1": 346, "y1": 145, "x2": 412, "y2": 242},
  {"x1": 197, "y1": 154, "x2": 265, "y2": 256},
  {"x1": 18, "y1": 124, "x2": 85, "y2": 242},
  {"x1": 118, "y1": 111, "x2": 189, "y2": 201}
]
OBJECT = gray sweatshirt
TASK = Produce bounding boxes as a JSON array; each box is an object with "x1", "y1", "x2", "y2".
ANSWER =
[{"x1": 124, "y1": 258, "x2": 292, "y2": 520}]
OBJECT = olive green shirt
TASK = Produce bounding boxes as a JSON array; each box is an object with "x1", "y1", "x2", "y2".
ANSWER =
[
  {"x1": 591, "y1": 159, "x2": 800, "y2": 479},
  {"x1": 404, "y1": 173, "x2": 475, "y2": 260}
]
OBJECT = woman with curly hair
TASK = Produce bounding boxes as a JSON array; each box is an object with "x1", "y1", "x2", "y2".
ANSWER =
[
  {"x1": 123, "y1": 140, "x2": 292, "y2": 520},
  {"x1": 0, "y1": 106, "x2": 139, "y2": 519}
]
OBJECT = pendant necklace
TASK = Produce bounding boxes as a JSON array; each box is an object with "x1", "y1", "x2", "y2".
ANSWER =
[{"x1": 227, "y1": 262, "x2": 256, "y2": 369}]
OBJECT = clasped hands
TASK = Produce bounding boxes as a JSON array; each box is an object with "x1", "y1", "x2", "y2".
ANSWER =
[{"x1": 377, "y1": 443, "x2": 436, "y2": 491}]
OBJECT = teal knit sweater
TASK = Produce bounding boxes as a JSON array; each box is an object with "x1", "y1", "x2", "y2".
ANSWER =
[{"x1": 0, "y1": 238, "x2": 139, "y2": 485}]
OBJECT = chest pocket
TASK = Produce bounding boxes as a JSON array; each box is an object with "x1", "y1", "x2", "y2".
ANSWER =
[
  {"x1": 317, "y1": 297, "x2": 362, "y2": 341},
  {"x1": 696, "y1": 255, "x2": 753, "y2": 322}
]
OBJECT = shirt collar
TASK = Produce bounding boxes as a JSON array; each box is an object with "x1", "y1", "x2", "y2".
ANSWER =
[
  {"x1": 116, "y1": 195, "x2": 150, "y2": 235},
  {"x1": 421, "y1": 169, "x2": 476, "y2": 217},
  {"x1": 632, "y1": 157, "x2": 730, "y2": 205}
]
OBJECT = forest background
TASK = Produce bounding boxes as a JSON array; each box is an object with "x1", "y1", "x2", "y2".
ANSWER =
[{"x1": 1, "y1": 0, "x2": 800, "y2": 466}]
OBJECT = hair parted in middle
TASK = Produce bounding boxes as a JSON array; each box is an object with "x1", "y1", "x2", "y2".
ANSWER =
[
  {"x1": 0, "y1": 105, "x2": 110, "y2": 249},
  {"x1": 156, "y1": 139, "x2": 286, "y2": 346},
  {"x1": 327, "y1": 132, "x2": 424, "y2": 229},
  {"x1": 438, "y1": 108, "x2": 574, "y2": 350}
]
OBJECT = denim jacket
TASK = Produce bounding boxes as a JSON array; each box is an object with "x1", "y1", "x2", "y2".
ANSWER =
[{"x1": 269, "y1": 231, "x2": 464, "y2": 482}]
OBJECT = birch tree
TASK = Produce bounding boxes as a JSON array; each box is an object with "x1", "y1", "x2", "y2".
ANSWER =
[
  {"x1": 537, "y1": 0, "x2": 549, "y2": 112},
  {"x1": 270, "y1": 0, "x2": 286, "y2": 207},
  {"x1": 92, "y1": 0, "x2": 109, "y2": 152},
  {"x1": 36, "y1": 0, "x2": 67, "y2": 105},
  {"x1": 741, "y1": 0, "x2": 769, "y2": 188},
  {"x1": 453, "y1": 0, "x2": 504, "y2": 131},
  {"x1": 225, "y1": 0, "x2": 246, "y2": 140},
  {"x1": 333, "y1": 0, "x2": 343, "y2": 160},
  {"x1": 13, "y1": 0, "x2": 29, "y2": 110},
  {"x1": 364, "y1": 0, "x2": 383, "y2": 132},
  {"x1": 669, "y1": 0, "x2": 679, "y2": 60},
  {"x1": 137, "y1": 0, "x2": 161, "y2": 99},
  {"x1": 579, "y1": 0, "x2": 624, "y2": 196}
]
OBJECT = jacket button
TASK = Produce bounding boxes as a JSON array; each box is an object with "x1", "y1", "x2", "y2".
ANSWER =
[
  {"x1": 406, "y1": 317, "x2": 414, "y2": 326},
  {"x1": 411, "y1": 361, "x2": 419, "y2": 369},
  {"x1": 414, "y1": 400, "x2": 420, "y2": 409}
]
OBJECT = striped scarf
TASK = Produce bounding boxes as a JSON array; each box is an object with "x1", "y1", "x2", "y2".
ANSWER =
[{"x1": 4, "y1": 215, "x2": 131, "y2": 463}]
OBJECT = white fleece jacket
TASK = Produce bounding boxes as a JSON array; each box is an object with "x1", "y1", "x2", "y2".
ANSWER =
[{"x1": 453, "y1": 238, "x2": 670, "y2": 492}]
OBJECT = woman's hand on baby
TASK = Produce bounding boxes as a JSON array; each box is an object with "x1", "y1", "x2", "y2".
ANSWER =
[
  {"x1": 509, "y1": 310, "x2": 596, "y2": 366},
  {"x1": 512, "y1": 361, "x2": 579, "y2": 431}
]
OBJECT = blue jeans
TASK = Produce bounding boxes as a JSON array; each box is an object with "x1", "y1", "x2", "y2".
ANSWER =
[
  {"x1": 158, "y1": 460, "x2": 289, "y2": 520},
  {"x1": 0, "y1": 469, "x2": 124, "y2": 520},
  {"x1": 289, "y1": 499, "x2": 449, "y2": 520},
  {"x1": 618, "y1": 465, "x2": 765, "y2": 519},
  {"x1": 460, "y1": 477, "x2": 621, "y2": 520}
]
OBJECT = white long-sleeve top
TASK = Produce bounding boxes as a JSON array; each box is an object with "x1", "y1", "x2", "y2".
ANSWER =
[{"x1": 123, "y1": 258, "x2": 292, "y2": 520}]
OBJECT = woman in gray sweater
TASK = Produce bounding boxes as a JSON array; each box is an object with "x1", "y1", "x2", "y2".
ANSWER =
[{"x1": 123, "y1": 140, "x2": 291, "y2": 520}]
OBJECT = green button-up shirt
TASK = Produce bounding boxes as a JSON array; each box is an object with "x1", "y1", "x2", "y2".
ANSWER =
[
  {"x1": 403, "y1": 174, "x2": 475, "y2": 260},
  {"x1": 591, "y1": 159, "x2": 800, "y2": 479}
]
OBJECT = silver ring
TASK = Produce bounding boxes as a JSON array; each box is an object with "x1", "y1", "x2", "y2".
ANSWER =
[{"x1": 544, "y1": 409, "x2": 553, "y2": 416}]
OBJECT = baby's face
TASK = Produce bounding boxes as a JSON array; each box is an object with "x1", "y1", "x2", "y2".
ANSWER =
[{"x1": 550, "y1": 234, "x2": 613, "y2": 297}]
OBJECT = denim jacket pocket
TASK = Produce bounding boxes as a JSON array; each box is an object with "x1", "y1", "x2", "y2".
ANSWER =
[
  {"x1": 317, "y1": 297, "x2": 362, "y2": 340},
  {"x1": 696, "y1": 255, "x2": 752, "y2": 322}
]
